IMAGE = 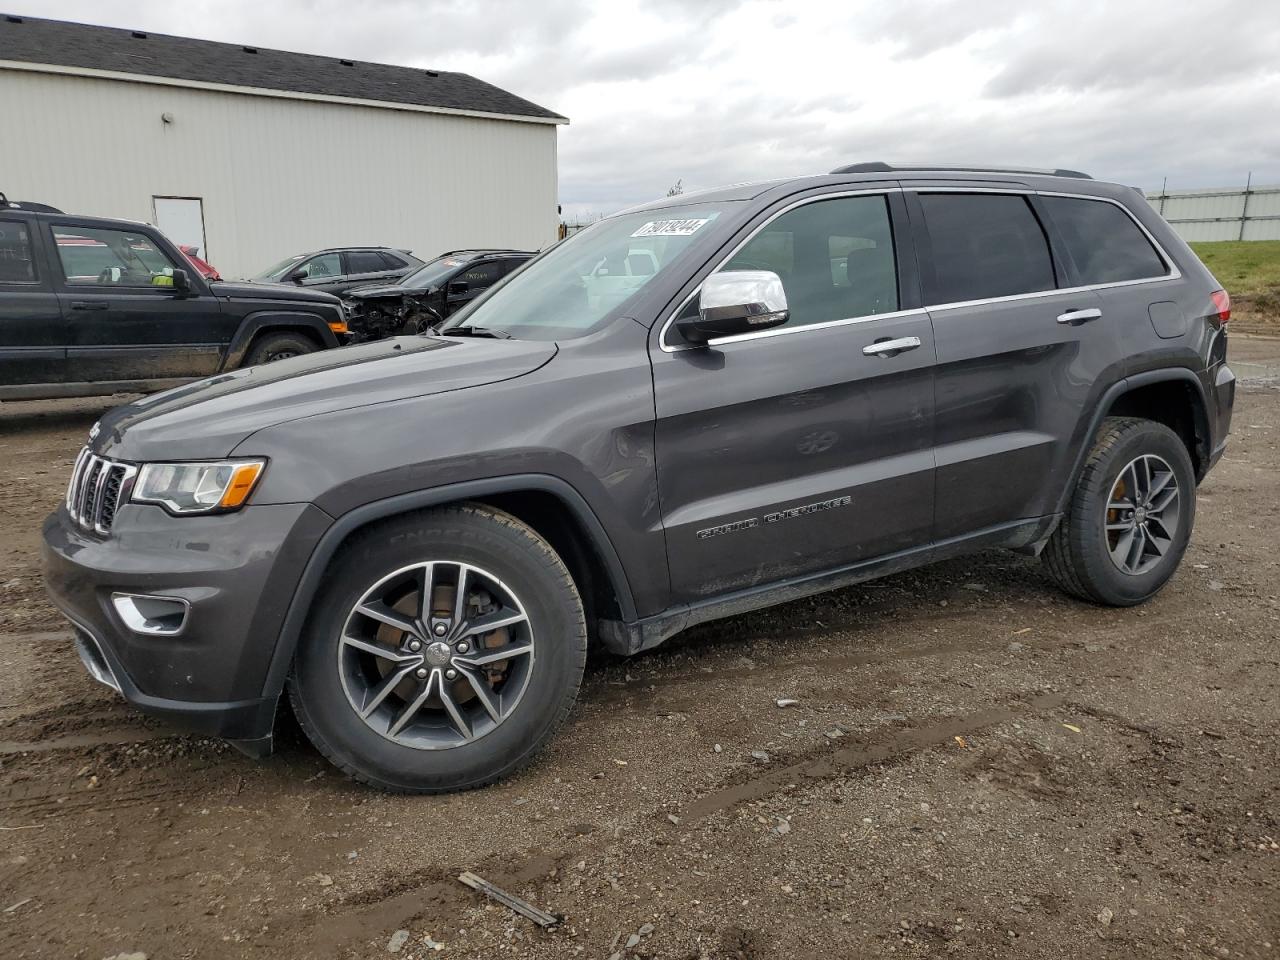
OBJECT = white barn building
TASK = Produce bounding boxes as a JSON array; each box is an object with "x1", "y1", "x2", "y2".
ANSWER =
[{"x1": 0, "y1": 14, "x2": 566, "y2": 279}]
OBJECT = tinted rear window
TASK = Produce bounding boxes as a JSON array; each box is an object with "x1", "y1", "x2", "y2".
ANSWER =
[
  {"x1": 919, "y1": 193, "x2": 1056, "y2": 304},
  {"x1": 378, "y1": 251, "x2": 406, "y2": 269},
  {"x1": 347, "y1": 251, "x2": 387, "y2": 274},
  {"x1": 1041, "y1": 196, "x2": 1167, "y2": 285},
  {"x1": 0, "y1": 219, "x2": 36, "y2": 282}
]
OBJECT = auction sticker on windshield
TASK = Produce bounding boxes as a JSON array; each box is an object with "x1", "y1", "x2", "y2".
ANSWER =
[{"x1": 631, "y1": 219, "x2": 710, "y2": 238}]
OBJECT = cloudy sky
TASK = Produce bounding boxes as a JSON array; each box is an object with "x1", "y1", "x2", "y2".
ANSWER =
[{"x1": 13, "y1": 0, "x2": 1280, "y2": 218}]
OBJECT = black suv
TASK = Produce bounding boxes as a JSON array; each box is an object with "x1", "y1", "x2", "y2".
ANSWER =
[
  {"x1": 43, "y1": 164, "x2": 1235, "y2": 793},
  {"x1": 341, "y1": 249, "x2": 534, "y2": 341},
  {"x1": 1, "y1": 207, "x2": 346, "y2": 401},
  {"x1": 249, "y1": 246, "x2": 422, "y2": 296}
]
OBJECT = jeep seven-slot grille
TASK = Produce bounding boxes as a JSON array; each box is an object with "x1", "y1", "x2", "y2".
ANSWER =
[{"x1": 66, "y1": 447, "x2": 137, "y2": 535}]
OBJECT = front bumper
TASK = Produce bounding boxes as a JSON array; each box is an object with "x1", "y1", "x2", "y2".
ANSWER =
[{"x1": 42, "y1": 500, "x2": 331, "y2": 741}]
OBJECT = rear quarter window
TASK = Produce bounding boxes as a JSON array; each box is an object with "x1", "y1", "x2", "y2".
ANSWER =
[
  {"x1": 1040, "y1": 196, "x2": 1168, "y2": 285},
  {"x1": 918, "y1": 193, "x2": 1057, "y2": 304}
]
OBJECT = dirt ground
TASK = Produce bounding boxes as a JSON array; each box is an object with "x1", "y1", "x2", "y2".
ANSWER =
[{"x1": 1, "y1": 337, "x2": 1278, "y2": 960}]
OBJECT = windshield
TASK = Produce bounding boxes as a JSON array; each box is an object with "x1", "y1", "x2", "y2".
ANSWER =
[
  {"x1": 440, "y1": 203, "x2": 733, "y2": 340},
  {"x1": 251, "y1": 255, "x2": 304, "y2": 282},
  {"x1": 401, "y1": 255, "x2": 469, "y2": 290}
]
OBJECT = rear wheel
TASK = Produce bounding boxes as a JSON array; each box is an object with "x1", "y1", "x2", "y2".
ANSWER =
[
  {"x1": 289, "y1": 505, "x2": 587, "y2": 793},
  {"x1": 243, "y1": 332, "x2": 317, "y2": 366},
  {"x1": 1043, "y1": 417, "x2": 1196, "y2": 605}
]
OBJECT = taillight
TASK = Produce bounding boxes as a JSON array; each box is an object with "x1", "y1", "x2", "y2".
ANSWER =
[{"x1": 1210, "y1": 289, "x2": 1230, "y2": 325}]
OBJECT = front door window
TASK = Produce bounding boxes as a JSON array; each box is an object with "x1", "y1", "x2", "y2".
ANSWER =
[{"x1": 54, "y1": 226, "x2": 179, "y2": 287}]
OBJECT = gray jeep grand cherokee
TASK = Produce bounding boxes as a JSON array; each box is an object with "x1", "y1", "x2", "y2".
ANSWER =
[{"x1": 43, "y1": 163, "x2": 1236, "y2": 793}]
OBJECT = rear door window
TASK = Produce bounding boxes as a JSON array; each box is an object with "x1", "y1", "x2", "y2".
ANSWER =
[
  {"x1": 0, "y1": 219, "x2": 37, "y2": 283},
  {"x1": 918, "y1": 193, "x2": 1056, "y2": 304},
  {"x1": 1040, "y1": 195, "x2": 1168, "y2": 284},
  {"x1": 347, "y1": 251, "x2": 388, "y2": 275},
  {"x1": 377, "y1": 251, "x2": 406, "y2": 269}
]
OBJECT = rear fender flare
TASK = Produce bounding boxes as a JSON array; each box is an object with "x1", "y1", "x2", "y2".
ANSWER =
[{"x1": 1054, "y1": 367, "x2": 1210, "y2": 517}]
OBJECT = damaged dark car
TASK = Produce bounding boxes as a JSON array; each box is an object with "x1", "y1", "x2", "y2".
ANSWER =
[{"x1": 341, "y1": 249, "x2": 533, "y2": 340}]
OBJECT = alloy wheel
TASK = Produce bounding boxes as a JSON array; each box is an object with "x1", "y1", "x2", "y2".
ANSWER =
[
  {"x1": 1104, "y1": 454, "x2": 1180, "y2": 575},
  {"x1": 337, "y1": 561, "x2": 534, "y2": 749}
]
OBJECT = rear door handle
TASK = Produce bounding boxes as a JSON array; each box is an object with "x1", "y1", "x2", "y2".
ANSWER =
[
  {"x1": 863, "y1": 336, "x2": 922, "y2": 357},
  {"x1": 1056, "y1": 308, "x2": 1102, "y2": 324},
  {"x1": 69, "y1": 300, "x2": 109, "y2": 311}
]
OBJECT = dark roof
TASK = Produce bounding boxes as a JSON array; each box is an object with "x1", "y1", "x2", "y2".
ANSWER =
[
  {"x1": 622, "y1": 168, "x2": 1123, "y2": 215},
  {"x1": 0, "y1": 14, "x2": 566, "y2": 122}
]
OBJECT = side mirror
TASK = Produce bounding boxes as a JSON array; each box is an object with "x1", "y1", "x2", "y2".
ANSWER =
[
  {"x1": 675, "y1": 270, "x2": 789, "y2": 346},
  {"x1": 171, "y1": 267, "x2": 191, "y2": 294},
  {"x1": 447, "y1": 281, "x2": 470, "y2": 297},
  {"x1": 287, "y1": 268, "x2": 307, "y2": 283}
]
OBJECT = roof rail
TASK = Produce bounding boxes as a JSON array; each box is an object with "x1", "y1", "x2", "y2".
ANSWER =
[
  {"x1": 830, "y1": 161, "x2": 1092, "y2": 179},
  {"x1": 0, "y1": 192, "x2": 65, "y2": 213},
  {"x1": 434, "y1": 249, "x2": 533, "y2": 258}
]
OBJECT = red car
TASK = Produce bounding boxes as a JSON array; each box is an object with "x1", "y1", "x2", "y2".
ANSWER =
[{"x1": 180, "y1": 244, "x2": 221, "y2": 281}]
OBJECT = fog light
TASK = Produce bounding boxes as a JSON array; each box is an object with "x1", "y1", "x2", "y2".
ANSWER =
[{"x1": 111, "y1": 593, "x2": 190, "y2": 636}]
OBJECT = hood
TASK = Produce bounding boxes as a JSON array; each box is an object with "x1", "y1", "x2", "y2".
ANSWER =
[
  {"x1": 346, "y1": 282, "x2": 418, "y2": 300},
  {"x1": 213, "y1": 280, "x2": 339, "y2": 304},
  {"x1": 93, "y1": 335, "x2": 557, "y2": 461}
]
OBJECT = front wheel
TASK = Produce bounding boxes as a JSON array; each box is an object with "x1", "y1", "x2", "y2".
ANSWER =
[
  {"x1": 243, "y1": 332, "x2": 318, "y2": 366},
  {"x1": 1043, "y1": 417, "x2": 1196, "y2": 606},
  {"x1": 289, "y1": 505, "x2": 587, "y2": 793}
]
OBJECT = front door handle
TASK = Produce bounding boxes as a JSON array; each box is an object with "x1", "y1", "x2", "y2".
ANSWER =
[
  {"x1": 863, "y1": 336, "x2": 922, "y2": 357},
  {"x1": 1056, "y1": 308, "x2": 1102, "y2": 325},
  {"x1": 69, "y1": 300, "x2": 109, "y2": 311}
]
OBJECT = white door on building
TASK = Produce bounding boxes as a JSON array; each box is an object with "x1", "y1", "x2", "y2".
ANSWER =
[{"x1": 153, "y1": 197, "x2": 207, "y2": 258}]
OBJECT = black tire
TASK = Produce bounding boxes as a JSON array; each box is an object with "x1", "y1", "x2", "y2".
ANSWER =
[
  {"x1": 288, "y1": 504, "x2": 587, "y2": 793},
  {"x1": 1043, "y1": 416, "x2": 1196, "y2": 606},
  {"x1": 243, "y1": 332, "x2": 318, "y2": 366},
  {"x1": 400, "y1": 307, "x2": 442, "y2": 336}
]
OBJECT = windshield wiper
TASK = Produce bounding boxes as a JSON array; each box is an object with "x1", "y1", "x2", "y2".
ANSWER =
[{"x1": 445, "y1": 326, "x2": 512, "y2": 340}]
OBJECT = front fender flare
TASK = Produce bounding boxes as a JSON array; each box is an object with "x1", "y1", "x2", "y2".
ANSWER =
[
  {"x1": 258, "y1": 474, "x2": 637, "y2": 704},
  {"x1": 221, "y1": 310, "x2": 340, "y2": 370}
]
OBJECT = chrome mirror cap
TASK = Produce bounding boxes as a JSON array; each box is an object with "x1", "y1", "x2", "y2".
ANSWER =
[
  {"x1": 699, "y1": 270, "x2": 788, "y2": 325},
  {"x1": 677, "y1": 270, "x2": 790, "y2": 345}
]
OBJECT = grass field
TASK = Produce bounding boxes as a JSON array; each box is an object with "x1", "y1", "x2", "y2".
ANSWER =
[{"x1": 1191, "y1": 240, "x2": 1280, "y2": 333}]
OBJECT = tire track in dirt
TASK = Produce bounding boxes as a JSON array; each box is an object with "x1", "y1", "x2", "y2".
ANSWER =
[
  {"x1": 0, "y1": 762, "x2": 217, "y2": 820},
  {"x1": 288, "y1": 694, "x2": 1072, "y2": 955},
  {"x1": 0, "y1": 726, "x2": 179, "y2": 756},
  {"x1": 682, "y1": 692, "x2": 1066, "y2": 819}
]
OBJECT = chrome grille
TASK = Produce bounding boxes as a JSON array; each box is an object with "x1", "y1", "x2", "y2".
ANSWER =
[{"x1": 66, "y1": 447, "x2": 137, "y2": 535}]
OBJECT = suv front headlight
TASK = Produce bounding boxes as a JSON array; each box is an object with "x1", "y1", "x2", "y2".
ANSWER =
[{"x1": 132, "y1": 460, "x2": 266, "y2": 514}]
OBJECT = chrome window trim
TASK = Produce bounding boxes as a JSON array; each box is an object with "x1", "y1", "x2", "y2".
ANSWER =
[
  {"x1": 690, "y1": 306, "x2": 929, "y2": 348},
  {"x1": 659, "y1": 187, "x2": 906, "y2": 353},
  {"x1": 658, "y1": 185, "x2": 1181, "y2": 351}
]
